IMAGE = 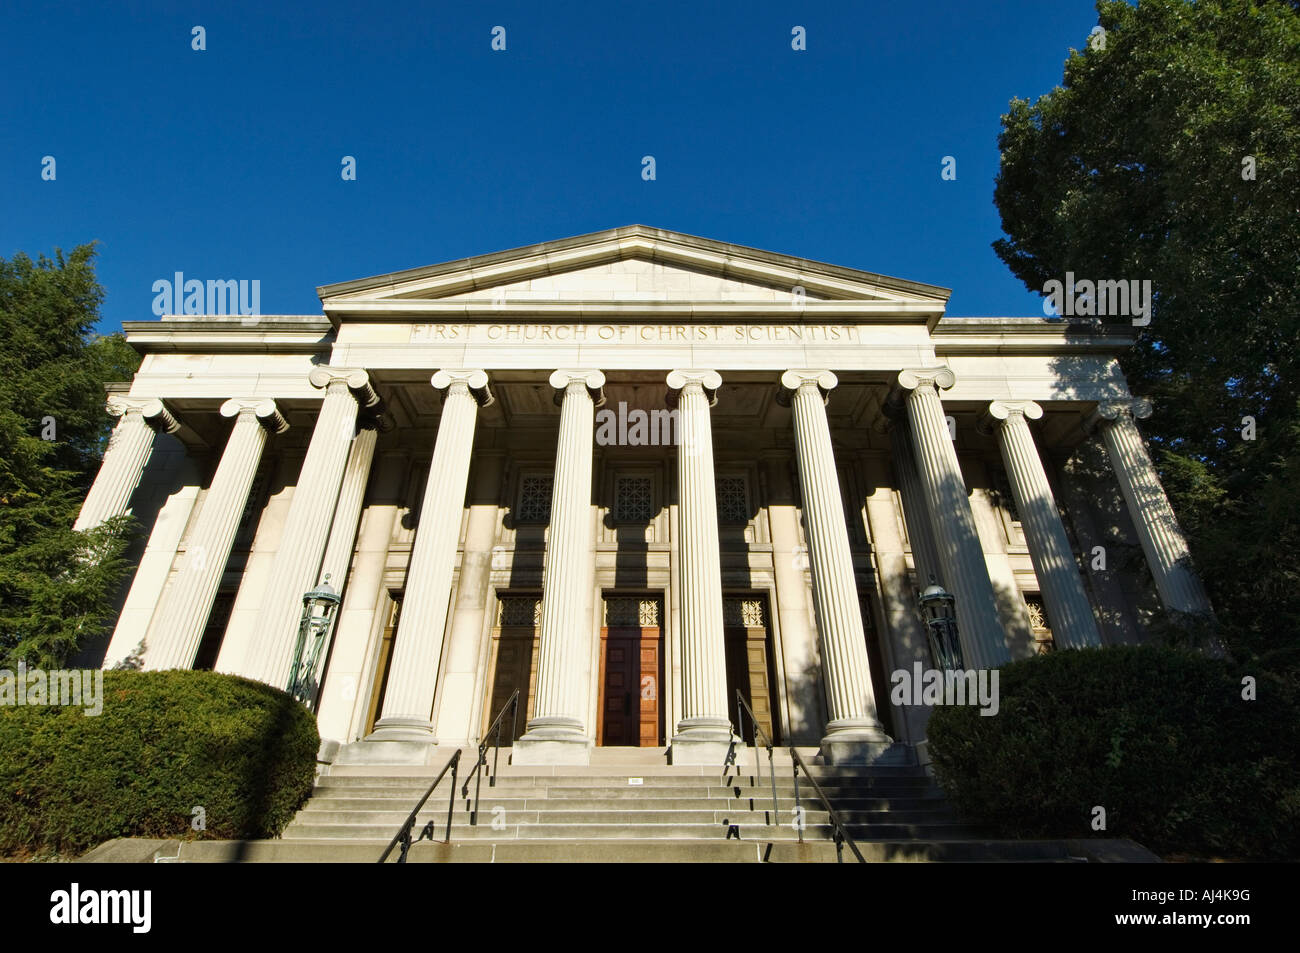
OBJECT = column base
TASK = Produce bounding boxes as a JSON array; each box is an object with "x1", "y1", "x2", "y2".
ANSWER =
[
  {"x1": 819, "y1": 739, "x2": 917, "y2": 767},
  {"x1": 670, "y1": 718, "x2": 735, "y2": 765},
  {"x1": 818, "y1": 720, "x2": 911, "y2": 766},
  {"x1": 334, "y1": 718, "x2": 439, "y2": 766},
  {"x1": 511, "y1": 718, "x2": 592, "y2": 765}
]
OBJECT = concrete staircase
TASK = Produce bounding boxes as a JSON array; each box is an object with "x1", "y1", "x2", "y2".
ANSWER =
[
  {"x1": 288, "y1": 756, "x2": 964, "y2": 846},
  {"x1": 235, "y1": 747, "x2": 1099, "y2": 862}
]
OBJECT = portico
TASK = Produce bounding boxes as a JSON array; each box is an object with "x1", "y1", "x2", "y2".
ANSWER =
[{"x1": 81, "y1": 226, "x2": 1207, "y2": 767}]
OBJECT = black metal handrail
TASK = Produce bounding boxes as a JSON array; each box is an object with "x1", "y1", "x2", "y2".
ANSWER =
[
  {"x1": 723, "y1": 691, "x2": 781, "y2": 826},
  {"x1": 376, "y1": 749, "x2": 461, "y2": 864},
  {"x1": 460, "y1": 689, "x2": 519, "y2": 825},
  {"x1": 788, "y1": 747, "x2": 866, "y2": 863},
  {"x1": 722, "y1": 690, "x2": 866, "y2": 863}
]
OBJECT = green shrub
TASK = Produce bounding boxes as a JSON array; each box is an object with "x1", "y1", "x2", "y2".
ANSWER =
[
  {"x1": 927, "y1": 645, "x2": 1300, "y2": 860},
  {"x1": 0, "y1": 669, "x2": 319, "y2": 856}
]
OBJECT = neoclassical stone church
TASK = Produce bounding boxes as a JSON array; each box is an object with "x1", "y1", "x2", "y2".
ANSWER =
[{"x1": 78, "y1": 226, "x2": 1211, "y2": 766}]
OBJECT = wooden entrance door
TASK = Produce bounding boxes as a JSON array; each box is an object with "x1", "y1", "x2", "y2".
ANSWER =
[
  {"x1": 482, "y1": 595, "x2": 541, "y2": 742},
  {"x1": 598, "y1": 597, "x2": 662, "y2": 746},
  {"x1": 723, "y1": 594, "x2": 781, "y2": 744}
]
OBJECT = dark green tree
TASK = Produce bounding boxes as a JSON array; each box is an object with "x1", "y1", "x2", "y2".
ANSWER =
[
  {"x1": 0, "y1": 244, "x2": 141, "y2": 667},
  {"x1": 992, "y1": 0, "x2": 1300, "y2": 668}
]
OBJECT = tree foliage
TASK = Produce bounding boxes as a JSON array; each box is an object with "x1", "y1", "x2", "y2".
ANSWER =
[
  {"x1": 0, "y1": 244, "x2": 141, "y2": 667},
  {"x1": 992, "y1": 0, "x2": 1300, "y2": 665}
]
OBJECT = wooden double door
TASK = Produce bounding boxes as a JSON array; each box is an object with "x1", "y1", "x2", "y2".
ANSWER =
[{"x1": 598, "y1": 610, "x2": 663, "y2": 747}]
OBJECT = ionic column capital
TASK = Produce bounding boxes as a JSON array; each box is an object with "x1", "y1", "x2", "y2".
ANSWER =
[
  {"x1": 307, "y1": 366, "x2": 380, "y2": 408},
  {"x1": 432, "y1": 368, "x2": 494, "y2": 407},
  {"x1": 106, "y1": 395, "x2": 181, "y2": 435},
  {"x1": 778, "y1": 369, "x2": 837, "y2": 406},
  {"x1": 666, "y1": 369, "x2": 721, "y2": 407},
  {"x1": 1086, "y1": 397, "x2": 1153, "y2": 432},
  {"x1": 549, "y1": 368, "x2": 606, "y2": 406},
  {"x1": 978, "y1": 399, "x2": 1043, "y2": 435},
  {"x1": 896, "y1": 366, "x2": 956, "y2": 394},
  {"x1": 219, "y1": 398, "x2": 289, "y2": 434}
]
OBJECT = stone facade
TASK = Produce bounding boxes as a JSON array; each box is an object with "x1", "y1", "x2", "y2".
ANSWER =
[{"x1": 79, "y1": 226, "x2": 1209, "y2": 765}]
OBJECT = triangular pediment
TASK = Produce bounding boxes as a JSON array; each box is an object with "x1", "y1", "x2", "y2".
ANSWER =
[{"x1": 317, "y1": 226, "x2": 950, "y2": 313}]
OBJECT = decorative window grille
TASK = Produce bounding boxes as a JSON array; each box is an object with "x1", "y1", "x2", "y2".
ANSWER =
[
  {"x1": 715, "y1": 475, "x2": 749, "y2": 524},
  {"x1": 722, "y1": 596, "x2": 766, "y2": 628},
  {"x1": 498, "y1": 595, "x2": 542, "y2": 627},
  {"x1": 604, "y1": 597, "x2": 660, "y2": 627},
  {"x1": 1024, "y1": 594, "x2": 1055, "y2": 653},
  {"x1": 614, "y1": 475, "x2": 653, "y2": 523},
  {"x1": 516, "y1": 475, "x2": 553, "y2": 523}
]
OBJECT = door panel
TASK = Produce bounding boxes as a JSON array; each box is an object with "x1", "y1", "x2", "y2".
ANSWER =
[
  {"x1": 484, "y1": 633, "x2": 536, "y2": 742},
  {"x1": 599, "y1": 626, "x2": 661, "y2": 746}
]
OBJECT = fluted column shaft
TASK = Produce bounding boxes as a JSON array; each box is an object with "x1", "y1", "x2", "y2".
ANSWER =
[
  {"x1": 668, "y1": 370, "x2": 730, "y2": 740},
  {"x1": 782, "y1": 370, "x2": 891, "y2": 750},
  {"x1": 889, "y1": 416, "x2": 944, "y2": 590},
  {"x1": 320, "y1": 423, "x2": 379, "y2": 594},
  {"x1": 74, "y1": 397, "x2": 179, "y2": 532},
  {"x1": 243, "y1": 368, "x2": 376, "y2": 687},
  {"x1": 519, "y1": 369, "x2": 604, "y2": 754},
  {"x1": 375, "y1": 371, "x2": 488, "y2": 737},
  {"x1": 898, "y1": 368, "x2": 1010, "y2": 669},
  {"x1": 147, "y1": 400, "x2": 287, "y2": 670},
  {"x1": 987, "y1": 401, "x2": 1101, "y2": 648},
  {"x1": 1093, "y1": 401, "x2": 1213, "y2": 617}
]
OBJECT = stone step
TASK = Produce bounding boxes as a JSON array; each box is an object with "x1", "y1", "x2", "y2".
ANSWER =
[
  {"x1": 313, "y1": 777, "x2": 939, "y2": 795},
  {"x1": 299, "y1": 796, "x2": 953, "y2": 813},
  {"x1": 130, "y1": 837, "x2": 1100, "y2": 863},
  {"x1": 289, "y1": 807, "x2": 960, "y2": 826},
  {"x1": 282, "y1": 821, "x2": 981, "y2": 841},
  {"x1": 322, "y1": 760, "x2": 923, "y2": 779}
]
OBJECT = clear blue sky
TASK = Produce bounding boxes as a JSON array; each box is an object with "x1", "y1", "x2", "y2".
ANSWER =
[{"x1": 1, "y1": 1, "x2": 1105, "y2": 334}]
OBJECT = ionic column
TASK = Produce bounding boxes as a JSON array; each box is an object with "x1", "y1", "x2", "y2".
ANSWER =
[
  {"x1": 369, "y1": 371, "x2": 490, "y2": 750},
  {"x1": 146, "y1": 399, "x2": 287, "y2": 670},
  {"x1": 666, "y1": 370, "x2": 731, "y2": 763},
  {"x1": 319, "y1": 421, "x2": 380, "y2": 596},
  {"x1": 781, "y1": 370, "x2": 895, "y2": 764},
  {"x1": 896, "y1": 368, "x2": 1009, "y2": 669},
  {"x1": 1089, "y1": 399, "x2": 1214, "y2": 618},
  {"x1": 983, "y1": 400, "x2": 1101, "y2": 649},
  {"x1": 242, "y1": 368, "x2": 378, "y2": 688},
  {"x1": 74, "y1": 396, "x2": 180, "y2": 532},
  {"x1": 514, "y1": 369, "x2": 604, "y2": 766},
  {"x1": 307, "y1": 420, "x2": 380, "y2": 703}
]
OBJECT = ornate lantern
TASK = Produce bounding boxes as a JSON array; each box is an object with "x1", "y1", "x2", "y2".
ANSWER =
[
  {"x1": 288, "y1": 574, "x2": 341, "y2": 706},
  {"x1": 918, "y1": 579, "x2": 963, "y2": 670}
]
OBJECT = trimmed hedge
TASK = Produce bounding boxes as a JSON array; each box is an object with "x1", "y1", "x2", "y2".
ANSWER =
[
  {"x1": 927, "y1": 645, "x2": 1300, "y2": 860},
  {"x1": 0, "y1": 669, "x2": 319, "y2": 856}
]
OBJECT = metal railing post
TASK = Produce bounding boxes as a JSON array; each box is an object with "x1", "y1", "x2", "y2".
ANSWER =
[
  {"x1": 462, "y1": 689, "x2": 519, "y2": 831},
  {"x1": 793, "y1": 762, "x2": 802, "y2": 843},
  {"x1": 446, "y1": 753, "x2": 459, "y2": 843},
  {"x1": 766, "y1": 741, "x2": 778, "y2": 826}
]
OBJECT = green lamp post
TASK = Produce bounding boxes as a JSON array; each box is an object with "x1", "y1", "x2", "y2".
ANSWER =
[{"x1": 288, "y1": 574, "x2": 341, "y2": 707}]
